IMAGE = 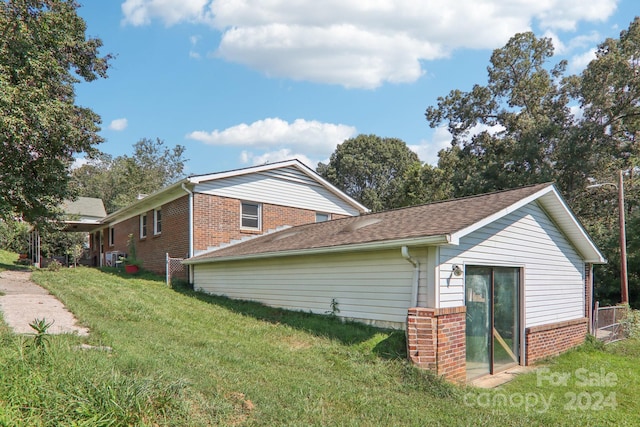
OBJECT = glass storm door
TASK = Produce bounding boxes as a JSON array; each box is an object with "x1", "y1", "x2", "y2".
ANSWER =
[{"x1": 465, "y1": 266, "x2": 520, "y2": 381}]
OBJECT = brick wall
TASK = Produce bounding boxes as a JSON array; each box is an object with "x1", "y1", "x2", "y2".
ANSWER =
[
  {"x1": 192, "y1": 193, "x2": 330, "y2": 252},
  {"x1": 95, "y1": 193, "x2": 339, "y2": 275},
  {"x1": 525, "y1": 318, "x2": 588, "y2": 365},
  {"x1": 406, "y1": 306, "x2": 466, "y2": 383},
  {"x1": 95, "y1": 196, "x2": 190, "y2": 275}
]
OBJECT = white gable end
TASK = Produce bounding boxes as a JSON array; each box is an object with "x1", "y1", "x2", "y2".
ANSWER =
[
  {"x1": 194, "y1": 166, "x2": 361, "y2": 216},
  {"x1": 439, "y1": 202, "x2": 585, "y2": 328}
]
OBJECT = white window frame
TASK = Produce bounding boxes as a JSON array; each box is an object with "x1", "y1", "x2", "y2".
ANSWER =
[
  {"x1": 240, "y1": 201, "x2": 261, "y2": 230},
  {"x1": 154, "y1": 208, "x2": 162, "y2": 235},
  {"x1": 108, "y1": 227, "x2": 114, "y2": 246},
  {"x1": 315, "y1": 212, "x2": 331, "y2": 222},
  {"x1": 140, "y1": 213, "x2": 147, "y2": 238}
]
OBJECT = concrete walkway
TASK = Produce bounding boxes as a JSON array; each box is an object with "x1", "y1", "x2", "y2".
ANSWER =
[{"x1": 0, "y1": 270, "x2": 89, "y2": 336}]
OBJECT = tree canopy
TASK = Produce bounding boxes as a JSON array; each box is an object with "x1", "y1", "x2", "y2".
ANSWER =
[
  {"x1": 72, "y1": 138, "x2": 188, "y2": 213},
  {"x1": 421, "y1": 17, "x2": 640, "y2": 307},
  {"x1": 317, "y1": 134, "x2": 420, "y2": 212},
  {"x1": 0, "y1": 0, "x2": 111, "y2": 224}
]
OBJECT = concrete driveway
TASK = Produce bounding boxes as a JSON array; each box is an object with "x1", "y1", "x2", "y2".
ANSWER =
[{"x1": 0, "y1": 270, "x2": 89, "y2": 336}]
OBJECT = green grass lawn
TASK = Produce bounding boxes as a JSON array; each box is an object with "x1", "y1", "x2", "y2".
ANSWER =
[{"x1": 0, "y1": 252, "x2": 639, "y2": 425}]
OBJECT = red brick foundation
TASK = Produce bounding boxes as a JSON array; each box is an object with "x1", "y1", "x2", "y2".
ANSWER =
[
  {"x1": 407, "y1": 307, "x2": 466, "y2": 383},
  {"x1": 525, "y1": 318, "x2": 588, "y2": 365}
]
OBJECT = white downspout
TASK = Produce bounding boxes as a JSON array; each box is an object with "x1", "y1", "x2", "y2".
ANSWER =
[
  {"x1": 181, "y1": 183, "x2": 194, "y2": 284},
  {"x1": 402, "y1": 246, "x2": 420, "y2": 307}
]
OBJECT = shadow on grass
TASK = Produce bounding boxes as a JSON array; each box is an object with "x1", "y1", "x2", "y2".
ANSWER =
[
  {"x1": 97, "y1": 267, "x2": 166, "y2": 283},
  {"x1": 171, "y1": 281, "x2": 406, "y2": 360},
  {"x1": 0, "y1": 259, "x2": 32, "y2": 273}
]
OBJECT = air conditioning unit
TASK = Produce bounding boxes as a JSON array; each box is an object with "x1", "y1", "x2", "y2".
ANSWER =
[{"x1": 105, "y1": 251, "x2": 124, "y2": 267}]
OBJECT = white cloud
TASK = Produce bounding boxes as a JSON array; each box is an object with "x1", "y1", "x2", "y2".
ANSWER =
[
  {"x1": 121, "y1": 0, "x2": 213, "y2": 26},
  {"x1": 410, "y1": 123, "x2": 507, "y2": 165},
  {"x1": 240, "y1": 149, "x2": 314, "y2": 168},
  {"x1": 569, "y1": 48, "x2": 597, "y2": 73},
  {"x1": 121, "y1": 0, "x2": 618, "y2": 88},
  {"x1": 186, "y1": 117, "x2": 356, "y2": 156},
  {"x1": 70, "y1": 157, "x2": 90, "y2": 170},
  {"x1": 189, "y1": 35, "x2": 202, "y2": 59},
  {"x1": 108, "y1": 118, "x2": 128, "y2": 131},
  {"x1": 409, "y1": 126, "x2": 453, "y2": 166}
]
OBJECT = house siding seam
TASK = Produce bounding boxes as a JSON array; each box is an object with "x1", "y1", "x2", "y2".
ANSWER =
[
  {"x1": 406, "y1": 307, "x2": 466, "y2": 383},
  {"x1": 525, "y1": 318, "x2": 588, "y2": 365}
]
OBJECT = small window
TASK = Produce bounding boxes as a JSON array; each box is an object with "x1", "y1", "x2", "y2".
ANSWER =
[
  {"x1": 154, "y1": 208, "x2": 162, "y2": 235},
  {"x1": 241, "y1": 202, "x2": 261, "y2": 230},
  {"x1": 140, "y1": 214, "x2": 147, "y2": 238},
  {"x1": 108, "y1": 227, "x2": 114, "y2": 246},
  {"x1": 316, "y1": 212, "x2": 331, "y2": 222}
]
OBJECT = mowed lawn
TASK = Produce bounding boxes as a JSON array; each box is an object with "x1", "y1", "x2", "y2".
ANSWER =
[{"x1": 0, "y1": 251, "x2": 639, "y2": 426}]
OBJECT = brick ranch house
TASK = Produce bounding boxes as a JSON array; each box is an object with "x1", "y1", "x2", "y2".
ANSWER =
[
  {"x1": 87, "y1": 159, "x2": 368, "y2": 279},
  {"x1": 183, "y1": 183, "x2": 606, "y2": 383}
]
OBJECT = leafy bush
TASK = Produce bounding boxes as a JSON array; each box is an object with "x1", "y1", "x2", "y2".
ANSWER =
[
  {"x1": 46, "y1": 259, "x2": 62, "y2": 272},
  {"x1": 622, "y1": 308, "x2": 640, "y2": 339},
  {"x1": 0, "y1": 219, "x2": 30, "y2": 254}
]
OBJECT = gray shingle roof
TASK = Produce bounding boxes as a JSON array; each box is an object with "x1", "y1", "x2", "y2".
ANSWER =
[
  {"x1": 188, "y1": 183, "x2": 554, "y2": 262},
  {"x1": 62, "y1": 197, "x2": 107, "y2": 219}
]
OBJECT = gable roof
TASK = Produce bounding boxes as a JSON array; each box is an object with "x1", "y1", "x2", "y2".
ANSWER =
[
  {"x1": 98, "y1": 159, "x2": 368, "y2": 226},
  {"x1": 62, "y1": 197, "x2": 107, "y2": 219},
  {"x1": 61, "y1": 197, "x2": 107, "y2": 232},
  {"x1": 184, "y1": 183, "x2": 606, "y2": 265}
]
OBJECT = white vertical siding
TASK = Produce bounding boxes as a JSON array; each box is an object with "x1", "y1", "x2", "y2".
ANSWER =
[
  {"x1": 439, "y1": 202, "x2": 585, "y2": 328},
  {"x1": 193, "y1": 249, "x2": 424, "y2": 328},
  {"x1": 194, "y1": 166, "x2": 361, "y2": 216}
]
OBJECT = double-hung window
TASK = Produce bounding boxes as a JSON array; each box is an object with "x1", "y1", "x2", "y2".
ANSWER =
[
  {"x1": 140, "y1": 214, "x2": 147, "y2": 238},
  {"x1": 154, "y1": 208, "x2": 162, "y2": 235},
  {"x1": 241, "y1": 202, "x2": 261, "y2": 230},
  {"x1": 108, "y1": 227, "x2": 115, "y2": 246}
]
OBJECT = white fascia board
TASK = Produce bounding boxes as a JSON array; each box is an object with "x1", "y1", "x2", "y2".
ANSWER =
[
  {"x1": 537, "y1": 188, "x2": 607, "y2": 264},
  {"x1": 183, "y1": 234, "x2": 452, "y2": 265},
  {"x1": 188, "y1": 160, "x2": 303, "y2": 183},
  {"x1": 100, "y1": 179, "x2": 191, "y2": 226},
  {"x1": 449, "y1": 184, "x2": 556, "y2": 244},
  {"x1": 449, "y1": 184, "x2": 606, "y2": 264},
  {"x1": 189, "y1": 159, "x2": 370, "y2": 214}
]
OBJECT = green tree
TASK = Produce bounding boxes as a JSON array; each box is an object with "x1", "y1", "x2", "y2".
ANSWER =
[
  {"x1": 425, "y1": 31, "x2": 579, "y2": 198},
  {"x1": 73, "y1": 138, "x2": 187, "y2": 213},
  {"x1": 0, "y1": 0, "x2": 111, "y2": 224},
  {"x1": 317, "y1": 134, "x2": 420, "y2": 211}
]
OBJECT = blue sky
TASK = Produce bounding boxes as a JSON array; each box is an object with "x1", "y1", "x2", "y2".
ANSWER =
[{"x1": 74, "y1": 0, "x2": 638, "y2": 176}]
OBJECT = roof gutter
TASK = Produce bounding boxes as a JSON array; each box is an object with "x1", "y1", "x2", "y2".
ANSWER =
[
  {"x1": 183, "y1": 234, "x2": 453, "y2": 265},
  {"x1": 181, "y1": 182, "x2": 194, "y2": 284}
]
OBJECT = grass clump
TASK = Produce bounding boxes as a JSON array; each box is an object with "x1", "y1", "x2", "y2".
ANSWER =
[{"x1": 0, "y1": 335, "x2": 190, "y2": 426}]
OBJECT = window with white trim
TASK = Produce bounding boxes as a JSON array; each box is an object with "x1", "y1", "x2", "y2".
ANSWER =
[
  {"x1": 140, "y1": 213, "x2": 147, "y2": 238},
  {"x1": 241, "y1": 201, "x2": 261, "y2": 230},
  {"x1": 108, "y1": 227, "x2": 114, "y2": 246},
  {"x1": 315, "y1": 212, "x2": 331, "y2": 222},
  {"x1": 154, "y1": 208, "x2": 162, "y2": 235}
]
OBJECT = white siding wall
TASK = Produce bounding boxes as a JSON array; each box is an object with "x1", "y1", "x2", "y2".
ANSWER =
[
  {"x1": 194, "y1": 248, "x2": 428, "y2": 328},
  {"x1": 194, "y1": 167, "x2": 361, "y2": 216},
  {"x1": 439, "y1": 202, "x2": 585, "y2": 328}
]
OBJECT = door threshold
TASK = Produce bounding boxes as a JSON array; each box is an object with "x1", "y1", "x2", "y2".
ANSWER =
[{"x1": 469, "y1": 366, "x2": 532, "y2": 388}]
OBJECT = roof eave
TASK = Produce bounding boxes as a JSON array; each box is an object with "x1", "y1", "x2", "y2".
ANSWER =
[
  {"x1": 183, "y1": 234, "x2": 452, "y2": 265},
  {"x1": 100, "y1": 179, "x2": 191, "y2": 224}
]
